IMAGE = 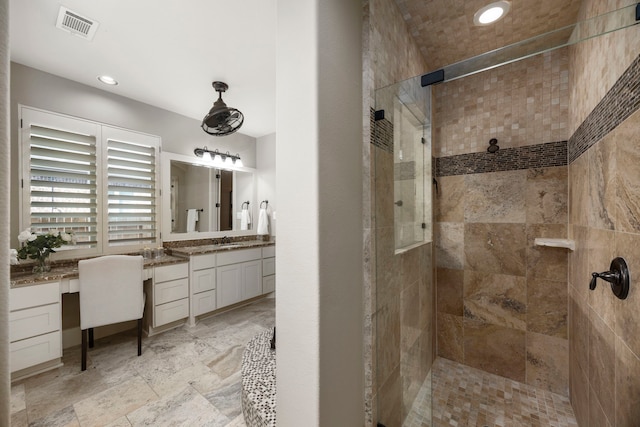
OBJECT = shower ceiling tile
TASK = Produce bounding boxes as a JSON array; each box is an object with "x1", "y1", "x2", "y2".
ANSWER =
[{"x1": 393, "y1": 0, "x2": 583, "y2": 69}]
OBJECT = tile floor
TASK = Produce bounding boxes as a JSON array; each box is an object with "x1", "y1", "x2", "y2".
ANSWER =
[
  {"x1": 430, "y1": 357, "x2": 578, "y2": 427},
  {"x1": 11, "y1": 298, "x2": 579, "y2": 427},
  {"x1": 11, "y1": 298, "x2": 275, "y2": 427}
]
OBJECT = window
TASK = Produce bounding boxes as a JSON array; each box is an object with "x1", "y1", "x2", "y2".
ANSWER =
[{"x1": 20, "y1": 107, "x2": 160, "y2": 257}]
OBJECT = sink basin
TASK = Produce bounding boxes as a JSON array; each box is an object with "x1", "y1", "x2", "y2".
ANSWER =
[{"x1": 216, "y1": 243, "x2": 245, "y2": 249}]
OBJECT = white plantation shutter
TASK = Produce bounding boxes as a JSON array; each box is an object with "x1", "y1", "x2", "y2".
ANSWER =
[
  {"x1": 22, "y1": 108, "x2": 100, "y2": 249},
  {"x1": 20, "y1": 107, "x2": 161, "y2": 256},
  {"x1": 103, "y1": 127, "x2": 160, "y2": 247}
]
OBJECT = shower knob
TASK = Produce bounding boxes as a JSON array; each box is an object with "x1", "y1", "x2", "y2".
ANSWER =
[{"x1": 589, "y1": 257, "x2": 630, "y2": 300}]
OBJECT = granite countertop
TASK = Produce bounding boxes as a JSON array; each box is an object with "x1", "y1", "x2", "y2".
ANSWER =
[
  {"x1": 169, "y1": 240, "x2": 275, "y2": 256},
  {"x1": 10, "y1": 255, "x2": 188, "y2": 288}
]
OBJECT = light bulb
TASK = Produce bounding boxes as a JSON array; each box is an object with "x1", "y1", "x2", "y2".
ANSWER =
[
  {"x1": 202, "y1": 151, "x2": 212, "y2": 162},
  {"x1": 234, "y1": 157, "x2": 243, "y2": 168},
  {"x1": 213, "y1": 153, "x2": 223, "y2": 165}
]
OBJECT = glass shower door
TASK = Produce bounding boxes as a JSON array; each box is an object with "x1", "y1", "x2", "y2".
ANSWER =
[{"x1": 374, "y1": 75, "x2": 434, "y2": 427}]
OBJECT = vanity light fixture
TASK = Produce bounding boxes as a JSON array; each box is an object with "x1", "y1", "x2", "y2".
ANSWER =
[
  {"x1": 97, "y1": 75, "x2": 118, "y2": 85},
  {"x1": 474, "y1": 1, "x2": 511, "y2": 26},
  {"x1": 194, "y1": 147, "x2": 243, "y2": 168}
]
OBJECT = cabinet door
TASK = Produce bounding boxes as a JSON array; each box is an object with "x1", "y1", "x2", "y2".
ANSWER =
[
  {"x1": 216, "y1": 264, "x2": 243, "y2": 309},
  {"x1": 263, "y1": 275, "x2": 276, "y2": 294},
  {"x1": 242, "y1": 260, "x2": 263, "y2": 300}
]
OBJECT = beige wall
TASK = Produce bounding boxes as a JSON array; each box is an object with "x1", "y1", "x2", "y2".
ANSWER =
[
  {"x1": 364, "y1": 0, "x2": 433, "y2": 425},
  {"x1": 434, "y1": 48, "x2": 569, "y2": 157},
  {"x1": 567, "y1": 1, "x2": 640, "y2": 426},
  {"x1": 433, "y1": 48, "x2": 571, "y2": 396},
  {"x1": 568, "y1": 0, "x2": 640, "y2": 135}
]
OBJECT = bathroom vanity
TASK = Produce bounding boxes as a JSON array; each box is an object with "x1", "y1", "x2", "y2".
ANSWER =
[
  {"x1": 9, "y1": 240, "x2": 275, "y2": 379},
  {"x1": 166, "y1": 240, "x2": 275, "y2": 329}
]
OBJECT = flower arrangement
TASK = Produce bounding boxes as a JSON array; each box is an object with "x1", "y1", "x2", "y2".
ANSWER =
[{"x1": 13, "y1": 228, "x2": 75, "y2": 273}]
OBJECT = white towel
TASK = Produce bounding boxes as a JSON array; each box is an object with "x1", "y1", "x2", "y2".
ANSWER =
[
  {"x1": 240, "y1": 208, "x2": 251, "y2": 230},
  {"x1": 257, "y1": 208, "x2": 269, "y2": 235},
  {"x1": 186, "y1": 209, "x2": 199, "y2": 232}
]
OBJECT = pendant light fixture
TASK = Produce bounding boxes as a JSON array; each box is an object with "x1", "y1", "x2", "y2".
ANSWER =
[{"x1": 201, "y1": 81, "x2": 244, "y2": 136}]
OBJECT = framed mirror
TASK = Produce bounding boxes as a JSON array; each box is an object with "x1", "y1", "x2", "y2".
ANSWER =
[{"x1": 161, "y1": 151, "x2": 256, "y2": 241}]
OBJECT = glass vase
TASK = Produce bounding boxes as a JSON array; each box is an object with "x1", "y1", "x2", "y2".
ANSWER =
[{"x1": 32, "y1": 256, "x2": 51, "y2": 274}]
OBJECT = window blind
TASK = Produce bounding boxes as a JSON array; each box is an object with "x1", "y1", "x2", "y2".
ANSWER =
[
  {"x1": 105, "y1": 131, "x2": 158, "y2": 247},
  {"x1": 21, "y1": 107, "x2": 161, "y2": 256},
  {"x1": 27, "y1": 121, "x2": 98, "y2": 248}
]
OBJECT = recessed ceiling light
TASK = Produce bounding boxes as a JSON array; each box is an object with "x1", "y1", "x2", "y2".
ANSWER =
[
  {"x1": 97, "y1": 75, "x2": 118, "y2": 85},
  {"x1": 474, "y1": 1, "x2": 511, "y2": 26}
]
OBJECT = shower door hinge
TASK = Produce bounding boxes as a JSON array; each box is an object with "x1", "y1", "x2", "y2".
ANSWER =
[
  {"x1": 421, "y1": 69, "x2": 445, "y2": 86},
  {"x1": 422, "y1": 222, "x2": 427, "y2": 229},
  {"x1": 216, "y1": 203, "x2": 221, "y2": 208},
  {"x1": 20, "y1": 119, "x2": 23, "y2": 128},
  {"x1": 421, "y1": 137, "x2": 426, "y2": 144},
  {"x1": 216, "y1": 174, "x2": 221, "y2": 179},
  {"x1": 374, "y1": 110, "x2": 385, "y2": 121}
]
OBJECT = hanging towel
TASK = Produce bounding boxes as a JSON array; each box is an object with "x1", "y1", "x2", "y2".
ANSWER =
[
  {"x1": 186, "y1": 209, "x2": 199, "y2": 232},
  {"x1": 240, "y1": 207, "x2": 251, "y2": 230},
  {"x1": 257, "y1": 208, "x2": 269, "y2": 235}
]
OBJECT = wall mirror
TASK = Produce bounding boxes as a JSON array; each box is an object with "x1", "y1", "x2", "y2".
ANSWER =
[{"x1": 161, "y1": 151, "x2": 256, "y2": 241}]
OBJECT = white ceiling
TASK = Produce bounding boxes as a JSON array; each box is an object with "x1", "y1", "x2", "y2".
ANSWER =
[{"x1": 10, "y1": 0, "x2": 277, "y2": 138}]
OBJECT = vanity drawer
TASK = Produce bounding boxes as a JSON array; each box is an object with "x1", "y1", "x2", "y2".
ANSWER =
[
  {"x1": 10, "y1": 303, "x2": 60, "y2": 343},
  {"x1": 192, "y1": 268, "x2": 216, "y2": 293},
  {"x1": 192, "y1": 253, "x2": 216, "y2": 271},
  {"x1": 154, "y1": 278, "x2": 189, "y2": 305},
  {"x1": 10, "y1": 331, "x2": 61, "y2": 373},
  {"x1": 217, "y1": 248, "x2": 261, "y2": 266},
  {"x1": 154, "y1": 298, "x2": 189, "y2": 327},
  {"x1": 10, "y1": 282, "x2": 59, "y2": 312},
  {"x1": 154, "y1": 263, "x2": 188, "y2": 283},
  {"x1": 262, "y1": 257, "x2": 275, "y2": 276},
  {"x1": 262, "y1": 246, "x2": 275, "y2": 258},
  {"x1": 193, "y1": 290, "x2": 216, "y2": 316}
]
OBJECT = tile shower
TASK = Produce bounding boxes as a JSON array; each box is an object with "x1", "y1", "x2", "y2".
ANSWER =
[
  {"x1": 366, "y1": 0, "x2": 640, "y2": 425},
  {"x1": 433, "y1": 49, "x2": 571, "y2": 395}
]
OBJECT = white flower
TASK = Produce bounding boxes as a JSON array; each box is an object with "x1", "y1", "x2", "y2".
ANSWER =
[
  {"x1": 60, "y1": 232, "x2": 72, "y2": 242},
  {"x1": 17, "y1": 228, "x2": 33, "y2": 243},
  {"x1": 9, "y1": 249, "x2": 19, "y2": 265}
]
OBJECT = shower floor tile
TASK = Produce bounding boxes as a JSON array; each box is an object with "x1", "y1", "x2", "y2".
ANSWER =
[{"x1": 431, "y1": 357, "x2": 578, "y2": 427}]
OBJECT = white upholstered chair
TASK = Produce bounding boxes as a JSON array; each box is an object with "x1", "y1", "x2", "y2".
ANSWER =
[{"x1": 78, "y1": 255, "x2": 145, "y2": 371}]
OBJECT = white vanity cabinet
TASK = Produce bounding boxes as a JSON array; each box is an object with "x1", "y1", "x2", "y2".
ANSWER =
[
  {"x1": 9, "y1": 281, "x2": 62, "y2": 375},
  {"x1": 216, "y1": 248, "x2": 263, "y2": 309},
  {"x1": 147, "y1": 262, "x2": 189, "y2": 331},
  {"x1": 262, "y1": 246, "x2": 276, "y2": 294},
  {"x1": 190, "y1": 253, "x2": 217, "y2": 317}
]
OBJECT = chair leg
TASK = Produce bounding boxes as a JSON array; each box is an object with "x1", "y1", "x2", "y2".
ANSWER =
[
  {"x1": 81, "y1": 329, "x2": 87, "y2": 371},
  {"x1": 137, "y1": 318, "x2": 142, "y2": 356},
  {"x1": 88, "y1": 328, "x2": 94, "y2": 348}
]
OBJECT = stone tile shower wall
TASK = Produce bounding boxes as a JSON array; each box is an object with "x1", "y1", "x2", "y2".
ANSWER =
[
  {"x1": 434, "y1": 48, "x2": 569, "y2": 157},
  {"x1": 363, "y1": 0, "x2": 435, "y2": 425},
  {"x1": 567, "y1": 0, "x2": 640, "y2": 424},
  {"x1": 433, "y1": 49, "x2": 571, "y2": 396}
]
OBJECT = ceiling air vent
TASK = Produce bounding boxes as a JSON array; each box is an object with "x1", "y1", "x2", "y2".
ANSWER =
[{"x1": 55, "y1": 6, "x2": 99, "y2": 40}]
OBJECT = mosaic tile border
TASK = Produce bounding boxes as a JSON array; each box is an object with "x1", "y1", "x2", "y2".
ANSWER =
[
  {"x1": 435, "y1": 141, "x2": 567, "y2": 177},
  {"x1": 370, "y1": 107, "x2": 394, "y2": 153},
  {"x1": 241, "y1": 329, "x2": 276, "y2": 427},
  {"x1": 568, "y1": 54, "x2": 640, "y2": 163}
]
